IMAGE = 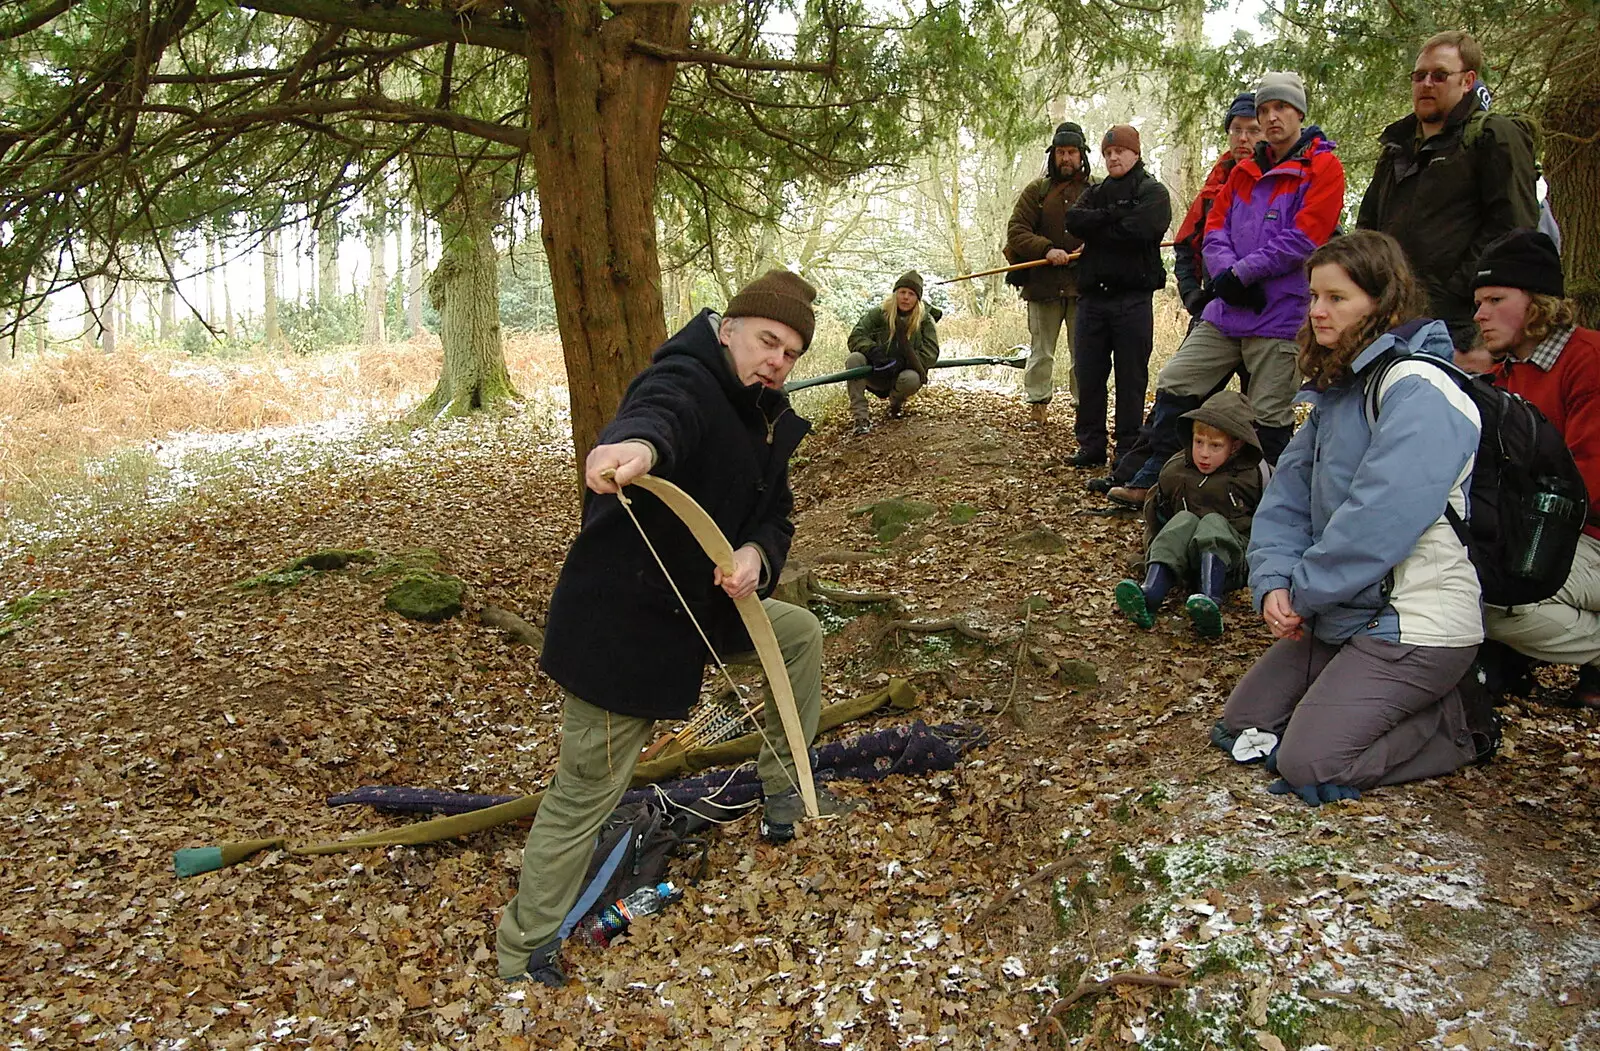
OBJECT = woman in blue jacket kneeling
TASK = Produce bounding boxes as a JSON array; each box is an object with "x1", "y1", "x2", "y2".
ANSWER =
[{"x1": 1214, "y1": 231, "x2": 1492, "y2": 804}]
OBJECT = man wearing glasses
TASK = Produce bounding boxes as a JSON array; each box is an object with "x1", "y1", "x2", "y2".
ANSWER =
[{"x1": 1357, "y1": 30, "x2": 1538, "y2": 351}]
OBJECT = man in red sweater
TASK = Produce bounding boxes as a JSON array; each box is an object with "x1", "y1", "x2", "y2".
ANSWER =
[{"x1": 1474, "y1": 228, "x2": 1600, "y2": 708}]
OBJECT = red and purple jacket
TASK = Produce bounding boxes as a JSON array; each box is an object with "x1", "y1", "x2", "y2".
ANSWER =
[{"x1": 1202, "y1": 128, "x2": 1345, "y2": 340}]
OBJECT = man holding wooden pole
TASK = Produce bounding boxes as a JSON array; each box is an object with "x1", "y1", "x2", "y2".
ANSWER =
[{"x1": 1006, "y1": 121, "x2": 1094, "y2": 426}]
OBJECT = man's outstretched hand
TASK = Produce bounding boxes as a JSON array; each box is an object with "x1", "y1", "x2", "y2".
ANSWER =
[{"x1": 586, "y1": 441, "x2": 654, "y2": 494}]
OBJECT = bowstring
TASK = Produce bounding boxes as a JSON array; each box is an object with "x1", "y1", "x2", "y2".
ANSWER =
[{"x1": 612, "y1": 484, "x2": 805, "y2": 801}]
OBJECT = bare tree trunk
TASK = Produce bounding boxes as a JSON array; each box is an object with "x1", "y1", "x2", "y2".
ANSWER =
[
  {"x1": 223, "y1": 254, "x2": 236, "y2": 342},
  {"x1": 101, "y1": 277, "x2": 117, "y2": 354},
  {"x1": 407, "y1": 207, "x2": 426, "y2": 337},
  {"x1": 316, "y1": 212, "x2": 339, "y2": 310},
  {"x1": 159, "y1": 281, "x2": 175, "y2": 340},
  {"x1": 415, "y1": 181, "x2": 518, "y2": 418},
  {"x1": 204, "y1": 235, "x2": 218, "y2": 327},
  {"x1": 363, "y1": 194, "x2": 388, "y2": 346},
  {"x1": 264, "y1": 228, "x2": 282, "y2": 349},
  {"x1": 525, "y1": 2, "x2": 687, "y2": 473},
  {"x1": 1545, "y1": 59, "x2": 1600, "y2": 328},
  {"x1": 1166, "y1": 0, "x2": 1207, "y2": 208}
]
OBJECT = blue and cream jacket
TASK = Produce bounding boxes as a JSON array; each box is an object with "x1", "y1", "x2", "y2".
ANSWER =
[{"x1": 1247, "y1": 319, "x2": 1483, "y2": 646}]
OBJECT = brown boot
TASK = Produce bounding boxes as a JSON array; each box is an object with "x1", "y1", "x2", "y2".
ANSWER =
[
  {"x1": 1029, "y1": 402, "x2": 1049, "y2": 426},
  {"x1": 1106, "y1": 485, "x2": 1150, "y2": 508}
]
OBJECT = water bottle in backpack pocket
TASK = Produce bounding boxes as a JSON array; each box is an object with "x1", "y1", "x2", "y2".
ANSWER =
[
  {"x1": 1366, "y1": 352, "x2": 1589, "y2": 606},
  {"x1": 1511, "y1": 475, "x2": 1586, "y2": 583}
]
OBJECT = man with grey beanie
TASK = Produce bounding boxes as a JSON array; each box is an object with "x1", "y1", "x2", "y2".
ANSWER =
[{"x1": 1104, "y1": 72, "x2": 1343, "y2": 506}]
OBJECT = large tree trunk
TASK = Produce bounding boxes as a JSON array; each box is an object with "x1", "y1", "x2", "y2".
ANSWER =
[
  {"x1": 1544, "y1": 59, "x2": 1600, "y2": 328},
  {"x1": 525, "y1": 3, "x2": 687, "y2": 472},
  {"x1": 414, "y1": 183, "x2": 518, "y2": 419}
]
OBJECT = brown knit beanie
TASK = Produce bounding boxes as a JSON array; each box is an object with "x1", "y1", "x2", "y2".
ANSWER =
[
  {"x1": 724, "y1": 269, "x2": 817, "y2": 349},
  {"x1": 894, "y1": 270, "x2": 924, "y2": 300},
  {"x1": 1102, "y1": 124, "x2": 1142, "y2": 154}
]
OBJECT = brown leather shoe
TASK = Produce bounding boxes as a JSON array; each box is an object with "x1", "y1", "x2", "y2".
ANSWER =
[
  {"x1": 1029, "y1": 402, "x2": 1049, "y2": 425},
  {"x1": 1106, "y1": 485, "x2": 1150, "y2": 508}
]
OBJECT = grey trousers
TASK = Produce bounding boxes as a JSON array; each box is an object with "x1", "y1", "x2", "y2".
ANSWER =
[
  {"x1": 496, "y1": 599, "x2": 824, "y2": 977},
  {"x1": 1223, "y1": 633, "x2": 1478, "y2": 790},
  {"x1": 1024, "y1": 297, "x2": 1080, "y2": 405},
  {"x1": 1156, "y1": 320, "x2": 1300, "y2": 428}
]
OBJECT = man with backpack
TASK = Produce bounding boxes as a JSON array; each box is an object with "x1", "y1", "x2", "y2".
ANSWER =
[
  {"x1": 1356, "y1": 30, "x2": 1539, "y2": 352},
  {"x1": 496, "y1": 271, "x2": 854, "y2": 988},
  {"x1": 1472, "y1": 230, "x2": 1600, "y2": 709}
]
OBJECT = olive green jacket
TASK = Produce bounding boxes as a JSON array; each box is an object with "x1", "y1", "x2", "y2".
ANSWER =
[{"x1": 847, "y1": 306, "x2": 941, "y2": 390}]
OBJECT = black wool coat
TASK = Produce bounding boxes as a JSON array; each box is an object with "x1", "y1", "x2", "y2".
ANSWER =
[
  {"x1": 1064, "y1": 160, "x2": 1171, "y2": 297},
  {"x1": 540, "y1": 310, "x2": 811, "y2": 720}
]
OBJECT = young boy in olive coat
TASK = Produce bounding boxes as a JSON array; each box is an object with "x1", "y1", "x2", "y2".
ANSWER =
[{"x1": 1115, "y1": 389, "x2": 1266, "y2": 638}]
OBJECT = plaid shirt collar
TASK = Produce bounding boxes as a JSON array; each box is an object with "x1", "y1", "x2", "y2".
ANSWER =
[{"x1": 1522, "y1": 324, "x2": 1577, "y2": 372}]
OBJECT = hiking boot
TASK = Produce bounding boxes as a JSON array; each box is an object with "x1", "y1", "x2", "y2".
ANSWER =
[
  {"x1": 1068, "y1": 449, "x2": 1106, "y2": 468},
  {"x1": 1106, "y1": 485, "x2": 1149, "y2": 508},
  {"x1": 1086, "y1": 475, "x2": 1116, "y2": 494},
  {"x1": 1477, "y1": 640, "x2": 1536, "y2": 700},
  {"x1": 507, "y1": 938, "x2": 567, "y2": 988},
  {"x1": 888, "y1": 396, "x2": 905, "y2": 419},
  {"x1": 1029, "y1": 401, "x2": 1049, "y2": 425},
  {"x1": 1558, "y1": 663, "x2": 1600, "y2": 710},
  {"x1": 852, "y1": 416, "x2": 872, "y2": 436},
  {"x1": 1184, "y1": 552, "x2": 1228, "y2": 639},
  {"x1": 760, "y1": 785, "x2": 857, "y2": 844}
]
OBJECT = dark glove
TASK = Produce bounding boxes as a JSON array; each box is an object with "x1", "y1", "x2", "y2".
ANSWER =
[
  {"x1": 1210, "y1": 268, "x2": 1251, "y2": 307},
  {"x1": 864, "y1": 345, "x2": 895, "y2": 370},
  {"x1": 1268, "y1": 779, "x2": 1361, "y2": 806},
  {"x1": 1182, "y1": 287, "x2": 1215, "y2": 317}
]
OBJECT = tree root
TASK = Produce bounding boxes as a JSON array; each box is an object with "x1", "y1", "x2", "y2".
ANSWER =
[
  {"x1": 1039, "y1": 972, "x2": 1186, "y2": 1043},
  {"x1": 878, "y1": 616, "x2": 996, "y2": 645},
  {"x1": 812, "y1": 582, "x2": 904, "y2": 610},
  {"x1": 973, "y1": 854, "x2": 1078, "y2": 924},
  {"x1": 480, "y1": 605, "x2": 544, "y2": 648},
  {"x1": 993, "y1": 607, "x2": 1033, "y2": 731}
]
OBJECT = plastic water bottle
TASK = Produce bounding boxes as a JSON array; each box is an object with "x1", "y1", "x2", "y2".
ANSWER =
[
  {"x1": 1514, "y1": 475, "x2": 1583, "y2": 579},
  {"x1": 580, "y1": 882, "x2": 681, "y2": 947}
]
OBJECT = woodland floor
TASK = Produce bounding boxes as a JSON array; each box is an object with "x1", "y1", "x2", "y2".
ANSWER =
[{"x1": 0, "y1": 380, "x2": 1597, "y2": 1051}]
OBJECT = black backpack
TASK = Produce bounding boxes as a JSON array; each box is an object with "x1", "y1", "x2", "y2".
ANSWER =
[
  {"x1": 1366, "y1": 352, "x2": 1588, "y2": 606},
  {"x1": 556, "y1": 800, "x2": 709, "y2": 939}
]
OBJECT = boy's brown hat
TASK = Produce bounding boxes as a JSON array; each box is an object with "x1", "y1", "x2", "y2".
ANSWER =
[{"x1": 1180, "y1": 389, "x2": 1260, "y2": 450}]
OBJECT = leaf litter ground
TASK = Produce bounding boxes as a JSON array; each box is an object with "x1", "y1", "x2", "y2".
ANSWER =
[{"x1": 0, "y1": 384, "x2": 1596, "y2": 1050}]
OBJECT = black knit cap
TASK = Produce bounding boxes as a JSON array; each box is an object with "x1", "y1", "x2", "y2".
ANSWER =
[
  {"x1": 894, "y1": 270, "x2": 924, "y2": 300},
  {"x1": 724, "y1": 269, "x2": 818, "y2": 349},
  {"x1": 1472, "y1": 228, "x2": 1564, "y2": 297},
  {"x1": 1224, "y1": 92, "x2": 1256, "y2": 132},
  {"x1": 1050, "y1": 121, "x2": 1089, "y2": 152}
]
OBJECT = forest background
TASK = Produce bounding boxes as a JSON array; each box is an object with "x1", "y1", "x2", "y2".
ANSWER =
[{"x1": 1, "y1": 0, "x2": 1597, "y2": 526}]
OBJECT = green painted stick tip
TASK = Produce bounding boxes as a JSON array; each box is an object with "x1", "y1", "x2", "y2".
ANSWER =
[{"x1": 173, "y1": 846, "x2": 225, "y2": 878}]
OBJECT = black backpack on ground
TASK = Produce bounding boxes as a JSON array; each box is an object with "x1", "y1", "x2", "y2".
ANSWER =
[
  {"x1": 1366, "y1": 351, "x2": 1588, "y2": 607},
  {"x1": 556, "y1": 800, "x2": 710, "y2": 939}
]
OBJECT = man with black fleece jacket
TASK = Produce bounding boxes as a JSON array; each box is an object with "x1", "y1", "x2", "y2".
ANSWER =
[
  {"x1": 496, "y1": 271, "x2": 851, "y2": 988},
  {"x1": 1064, "y1": 124, "x2": 1172, "y2": 468}
]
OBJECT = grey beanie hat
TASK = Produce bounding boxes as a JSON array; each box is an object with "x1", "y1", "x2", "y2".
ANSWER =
[{"x1": 1254, "y1": 71, "x2": 1307, "y2": 117}]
